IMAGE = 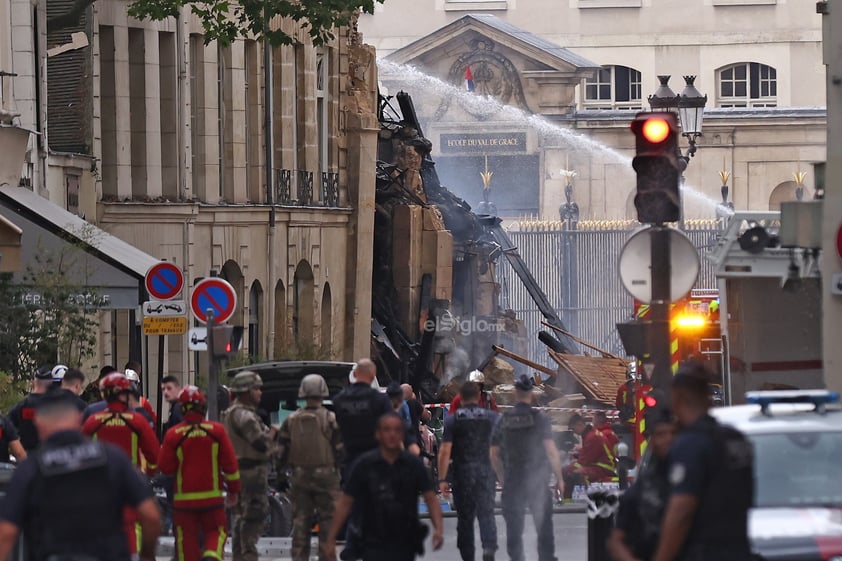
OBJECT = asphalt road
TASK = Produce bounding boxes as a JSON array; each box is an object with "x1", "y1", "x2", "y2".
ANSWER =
[{"x1": 157, "y1": 511, "x2": 590, "y2": 560}]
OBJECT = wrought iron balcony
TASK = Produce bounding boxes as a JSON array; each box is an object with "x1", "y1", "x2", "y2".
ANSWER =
[
  {"x1": 321, "y1": 172, "x2": 339, "y2": 207},
  {"x1": 297, "y1": 170, "x2": 313, "y2": 206},
  {"x1": 275, "y1": 169, "x2": 292, "y2": 205}
]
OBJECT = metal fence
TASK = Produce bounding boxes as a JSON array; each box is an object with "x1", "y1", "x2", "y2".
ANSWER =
[{"x1": 497, "y1": 220, "x2": 722, "y2": 366}]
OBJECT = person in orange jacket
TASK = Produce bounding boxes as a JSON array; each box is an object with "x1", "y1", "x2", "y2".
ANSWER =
[
  {"x1": 562, "y1": 413, "x2": 617, "y2": 498},
  {"x1": 159, "y1": 386, "x2": 241, "y2": 561},
  {"x1": 593, "y1": 410, "x2": 620, "y2": 454},
  {"x1": 82, "y1": 372, "x2": 161, "y2": 557}
]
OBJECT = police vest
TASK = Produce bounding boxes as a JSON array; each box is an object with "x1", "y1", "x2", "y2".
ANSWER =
[
  {"x1": 635, "y1": 459, "x2": 671, "y2": 558},
  {"x1": 333, "y1": 386, "x2": 388, "y2": 460},
  {"x1": 222, "y1": 403, "x2": 271, "y2": 464},
  {"x1": 285, "y1": 406, "x2": 337, "y2": 468},
  {"x1": 687, "y1": 419, "x2": 754, "y2": 545},
  {"x1": 13, "y1": 394, "x2": 42, "y2": 452},
  {"x1": 28, "y1": 438, "x2": 127, "y2": 561},
  {"x1": 450, "y1": 405, "x2": 494, "y2": 468},
  {"x1": 499, "y1": 407, "x2": 548, "y2": 478}
]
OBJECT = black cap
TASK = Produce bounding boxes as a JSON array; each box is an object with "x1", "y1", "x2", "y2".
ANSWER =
[
  {"x1": 34, "y1": 365, "x2": 54, "y2": 380},
  {"x1": 386, "y1": 381, "x2": 403, "y2": 397},
  {"x1": 514, "y1": 374, "x2": 534, "y2": 392}
]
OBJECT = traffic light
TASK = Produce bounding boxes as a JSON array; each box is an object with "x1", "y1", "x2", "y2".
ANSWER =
[
  {"x1": 631, "y1": 112, "x2": 682, "y2": 224},
  {"x1": 210, "y1": 324, "x2": 235, "y2": 359}
]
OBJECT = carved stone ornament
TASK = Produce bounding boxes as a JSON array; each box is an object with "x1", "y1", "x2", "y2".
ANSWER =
[{"x1": 435, "y1": 38, "x2": 530, "y2": 121}]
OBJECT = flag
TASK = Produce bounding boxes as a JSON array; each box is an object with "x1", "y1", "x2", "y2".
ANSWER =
[{"x1": 465, "y1": 66, "x2": 475, "y2": 92}]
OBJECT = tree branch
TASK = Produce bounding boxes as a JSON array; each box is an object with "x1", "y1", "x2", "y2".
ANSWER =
[{"x1": 47, "y1": 0, "x2": 97, "y2": 34}]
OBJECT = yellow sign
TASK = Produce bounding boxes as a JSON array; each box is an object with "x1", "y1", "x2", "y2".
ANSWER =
[{"x1": 143, "y1": 316, "x2": 188, "y2": 335}]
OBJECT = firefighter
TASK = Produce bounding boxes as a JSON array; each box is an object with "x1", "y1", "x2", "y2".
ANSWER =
[
  {"x1": 449, "y1": 370, "x2": 499, "y2": 414},
  {"x1": 490, "y1": 374, "x2": 564, "y2": 561},
  {"x1": 82, "y1": 371, "x2": 161, "y2": 557},
  {"x1": 159, "y1": 386, "x2": 241, "y2": 561},
  {"x1": 8, "y1": 365, "x2": 56, "y2": 452},
  {"x1": 438, "y1": 381, "x2": 499, "y2": 561},
  {"x1": 562, "y1": 413, "x2": 616, "y2": 498},
  {"x1": 593, "y1": 411, "x2": 619, "y2": 454},
  {"x1": 125, "y1": 368, "x2": 159, "y2": 427},
  {"x1": 277, "y1": 374, "x2": 342, "y2": 561},
  {"x1": 222, "y1": 371, "x2": 278, "y2": 561}
]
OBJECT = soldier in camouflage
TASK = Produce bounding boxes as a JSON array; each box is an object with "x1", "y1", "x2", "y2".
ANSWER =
[
  {"x1": 222, "y1": 371, "x2": 278, "y2": 561},
  {"x1": 277, "y1": 374, "x2": 342, "y2": 561}
]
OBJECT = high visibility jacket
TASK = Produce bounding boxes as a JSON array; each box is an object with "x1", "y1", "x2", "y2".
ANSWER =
[
  {"x1": 81, "y1": 403, "x2": 160, "y2": 473},
  {"x1": 595, "y1": 422, "x2": 620, "y2": 453},
  {"x1": 139, "y1": 396, "x2": 158, "y2": 427},
  {"x1": 575, "y1": 425, "x2": 616, "y2": 482},
  {"x1": 158, "y1": 420, "x2": 241, "y2": 509}
]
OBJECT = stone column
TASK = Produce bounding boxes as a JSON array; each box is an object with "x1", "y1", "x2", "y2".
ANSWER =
[
  {"x1": 114, "y1": 25, "x2": 132, "y2": 199},
  {"x1": 144, "y1": 28, "x2": 162, "y2": 198}
]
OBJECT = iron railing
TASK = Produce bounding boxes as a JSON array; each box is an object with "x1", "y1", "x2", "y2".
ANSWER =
[
  {"x1": 322, "y1": 172, "x2": 339, "y2": 207},
  {"x1": 497, "y1": 221, "x2": 722, "y2": 366},
  {"x1": 297, "y1": 170, "x2": 313, "y2": 205}
]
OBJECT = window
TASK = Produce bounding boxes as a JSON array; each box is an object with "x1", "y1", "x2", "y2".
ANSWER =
[
  {"x1": 718, "y1": 63, "x2": 777, "y2": 107},
  {"x1": 316, "y1": 49, "x2": 328, "y2": 175},
  {"x1": 583, "y1": 66, "x2": 642, "y2": 110}
]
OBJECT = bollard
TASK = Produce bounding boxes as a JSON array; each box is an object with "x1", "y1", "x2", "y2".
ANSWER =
[{"x1": 586, "y1": 487, "x2": 619, "y2": 561}]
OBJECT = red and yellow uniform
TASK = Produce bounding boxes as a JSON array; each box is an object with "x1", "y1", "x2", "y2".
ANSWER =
[
  {"x1": 159, "y1": 418, "x2": 241, "y2": 561},
  {"x1": 563, "y1": 425, "x2": 617, "y2": 485},
  {"x1": 82, "y1": 401, "x2": 161, "y2": 555}
]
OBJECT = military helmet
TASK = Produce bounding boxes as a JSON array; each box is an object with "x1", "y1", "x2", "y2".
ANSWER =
[
  {"x1": 468, "y1": 369, "x2": 485, "y2": 384},
  {"x1": 229, "y1": 370, "x2": 263, "y2": 393},
  {"x1": 298, "y1": 374, "x2": 329, "y2": 398}
]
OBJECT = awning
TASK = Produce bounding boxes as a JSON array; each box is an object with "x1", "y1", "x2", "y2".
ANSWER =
[{"x1": 0, "y1": 186, "x2": 159, "y2": 309}]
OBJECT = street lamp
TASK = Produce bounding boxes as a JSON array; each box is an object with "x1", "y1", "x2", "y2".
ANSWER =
[{"x1": 647, "y1": 75, "x2": 708, "y2": 167}]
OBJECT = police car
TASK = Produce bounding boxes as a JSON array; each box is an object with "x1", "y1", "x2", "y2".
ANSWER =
[{"x1": 710, "y1": 390, "x2": 842, "y2": 561}]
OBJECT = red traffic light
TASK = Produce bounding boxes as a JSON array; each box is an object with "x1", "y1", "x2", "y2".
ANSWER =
[
  {"x1": 641, "y1": 118, "x2": 671, "y2": 143},
  {"x1": 643, "y1": 394, "x2": 658, "y2": 407}
]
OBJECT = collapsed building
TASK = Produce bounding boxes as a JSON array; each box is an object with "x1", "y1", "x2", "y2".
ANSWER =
[{"x1": 370, "y1": 92, "x2": 629, "y2": 407}]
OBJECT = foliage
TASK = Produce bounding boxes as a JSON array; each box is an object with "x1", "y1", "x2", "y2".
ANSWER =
[
  {"x1": 126, "y1": 0, "x2": 383, "y2": 46},
  {"x1": 0, "y1": 239, "x2": 100, "y2": 382},
  {"x1": 0, "y1": 372, "x2": 30, "y2": 413}
]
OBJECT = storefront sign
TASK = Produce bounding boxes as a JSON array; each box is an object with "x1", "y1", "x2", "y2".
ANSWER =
[{"x1": 440, "y1": 132, "x2": 527, "y2": 154}]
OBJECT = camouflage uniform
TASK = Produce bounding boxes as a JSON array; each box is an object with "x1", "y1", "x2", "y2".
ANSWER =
[
  {"x1": 278, "y1": 399, "x2": 341, "y2": 561},
  {"x1": 222, "y1": 372, "x2": 276, "y2": 561}
]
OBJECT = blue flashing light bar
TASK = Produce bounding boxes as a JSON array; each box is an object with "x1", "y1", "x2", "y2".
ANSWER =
[{"x1": 746, "y1": 390, "x2": 840, "y2": 416}]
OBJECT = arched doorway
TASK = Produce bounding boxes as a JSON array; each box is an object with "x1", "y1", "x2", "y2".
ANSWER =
[
  {"x1": 248, "y1": 281, "x2": 263, "y2": 359},
  {"x1": 274, "y1": 280, "x2": 286, "y2": 359},
  {"x1": 321, "y1": 283, "x2": 332, "y2": 358},
  {"x1": 769, "y1": 180, "x2": 810, "y2": 210},
  {"x1": 293, "y1": 260, "x2": 314, "y2": 348},
  {"x1": 220, "y1": 261, "x2": 245, "y2": 328}
]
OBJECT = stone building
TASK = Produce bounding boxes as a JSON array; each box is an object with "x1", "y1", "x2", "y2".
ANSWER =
[
  {"x1": 363, "y1": 6, "x2": 826, "y2": 221},
  {"x1": 0, "y1": 0, "x2": 378, "y2": 390}
]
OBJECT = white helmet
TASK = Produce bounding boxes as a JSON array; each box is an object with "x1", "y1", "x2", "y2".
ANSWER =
[
  {"x1": 51, "y1": 365, "x2": 68, "y2": 383},
  {"x1": 468, "y1": 370, "x2": 485, "y2": 384},
  {"x1": 124, "y1": 369, "x2": 140, "y2": 383}
]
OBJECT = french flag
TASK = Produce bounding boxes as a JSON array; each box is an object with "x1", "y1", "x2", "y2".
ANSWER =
[{"x1": 465, "y1": 66, "x2": 475, "y2": 92}]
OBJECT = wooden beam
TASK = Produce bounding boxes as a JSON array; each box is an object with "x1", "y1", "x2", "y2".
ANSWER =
[{"x1": 492, "y1": 345, "x2": 558, "y2": 378}]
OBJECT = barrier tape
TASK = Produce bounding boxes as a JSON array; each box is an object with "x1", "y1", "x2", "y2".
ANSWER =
[{"x1": 423, "y1": 402, "x2": 620, "y2": 418}]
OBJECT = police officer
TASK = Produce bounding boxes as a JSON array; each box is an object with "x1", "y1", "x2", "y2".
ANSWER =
[
  {"x1": 222, "y1": 370, "x2": 278, "y2": 561},
  {"x1": 277, "y1": 374, "x2": 342, "y2": 561},
  {"x1": 490, "y1": 374, "x2": 564, "y2": 561},
  {"x1": 8, "y1": 364, "x2": 55, "y2": 452},
  {"x1": 652, "y1": 362, "x2": 754, "y2": 561},
  {"x1": 608, "y1": 407, "x2": 676, "y2": 561},
  {"x1": 0, "y1": 390, "x2": 161, "y2": 561},
  {"x1": 326, "y1": 412, "x2": 444, "y2": 561},
  {"x1": 332, "y1": 359, "x2": 392, "y2": 560},
  {"x1": 438, "y1": 381, "x2": 498, "y2": 561}
]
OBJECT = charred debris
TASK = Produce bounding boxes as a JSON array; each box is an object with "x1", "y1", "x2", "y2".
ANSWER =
[{"x1": 370, "y1": 91, "x2": 603, "y2": 404}]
